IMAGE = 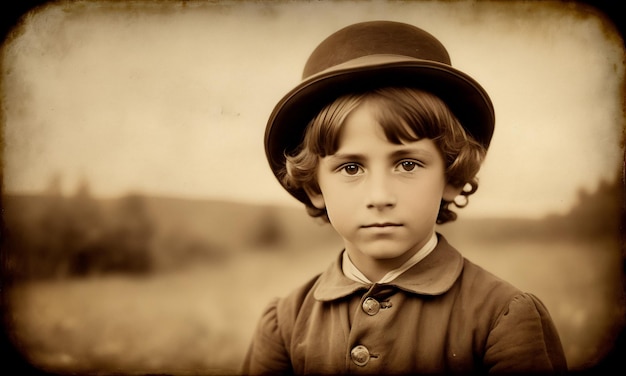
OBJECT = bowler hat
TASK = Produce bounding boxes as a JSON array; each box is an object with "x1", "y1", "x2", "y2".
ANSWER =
[{"x1": 265, "y1": 20, "x2": 495, "y2": 205}]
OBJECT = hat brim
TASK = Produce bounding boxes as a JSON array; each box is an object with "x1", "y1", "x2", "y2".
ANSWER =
[{"x1": 265, "y1": 54, "x2": 495, "y2": 204}]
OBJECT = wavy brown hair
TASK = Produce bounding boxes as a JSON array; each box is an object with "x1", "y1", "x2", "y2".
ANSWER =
[{"x1": 281, "y1": 87, "x2": 487, "y2": 224}]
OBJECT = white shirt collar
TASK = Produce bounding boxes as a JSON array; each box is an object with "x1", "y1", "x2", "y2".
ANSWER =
[{"x1": 341, "y1": 232, "x2": 438, "y2": 284}]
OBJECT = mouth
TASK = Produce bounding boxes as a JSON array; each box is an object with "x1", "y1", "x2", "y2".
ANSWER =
[{"x1": 361, "y1": 223, "x2": 403, "y2": 228}]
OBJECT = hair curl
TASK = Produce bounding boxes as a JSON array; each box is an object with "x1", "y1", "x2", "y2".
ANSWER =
[{"x1": 281, "y1": 87, "x2": 487, "y2": 224}]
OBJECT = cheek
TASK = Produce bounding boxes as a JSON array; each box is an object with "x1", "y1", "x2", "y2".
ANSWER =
[
  {"x1": 324, "y1": 190, "x2": 352, "y2": 216},
  {"x1": 400, "y1": 178, "x2": 446, "y2": 207},
  {"x1": 320, "y1": 185, "x2": 354, "y2": 222}
]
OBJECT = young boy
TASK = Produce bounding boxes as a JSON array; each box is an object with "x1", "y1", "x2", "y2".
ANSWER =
[{"x1": 243, "y1": 21, "x2": 567, "y2": 375}]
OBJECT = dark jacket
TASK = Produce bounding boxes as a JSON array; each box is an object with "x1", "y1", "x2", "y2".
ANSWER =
[{"x1": 243, "y1": 234, "x2": 567, "y2": 375}]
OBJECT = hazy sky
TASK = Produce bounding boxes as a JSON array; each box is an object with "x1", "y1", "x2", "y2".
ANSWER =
[{"x1": 2, "y1": 0, "x2": 624, "y2": 218}]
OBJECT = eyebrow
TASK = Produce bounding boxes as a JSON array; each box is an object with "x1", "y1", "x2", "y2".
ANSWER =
[
  {"x1": 328, "y1": 147, "x2": 436, "y2": 163},
  {"x1": 389, "y1": 148, "x2": 436, "y2": 160},
  {"x1": 326, "y1": 153, "x2": 366, "y2": 163}
]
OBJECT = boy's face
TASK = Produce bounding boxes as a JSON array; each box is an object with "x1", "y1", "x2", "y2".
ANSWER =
[{"x1": 306, "y1": 103, "x2": 461, "y2": 277}]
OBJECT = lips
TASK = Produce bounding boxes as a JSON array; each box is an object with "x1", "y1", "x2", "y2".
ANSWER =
[{"x1": 362, "y1": 223, "x2": 403, "y2": 228}]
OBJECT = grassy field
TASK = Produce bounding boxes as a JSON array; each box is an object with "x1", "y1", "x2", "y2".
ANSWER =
[{"x1": 4, "y1": 236, "x2": 625, "y2": 375}]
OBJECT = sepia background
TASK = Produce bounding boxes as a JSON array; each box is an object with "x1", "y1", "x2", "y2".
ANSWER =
[{"x1": 1, "y1": 0, "x2": 624, "y2": 374}]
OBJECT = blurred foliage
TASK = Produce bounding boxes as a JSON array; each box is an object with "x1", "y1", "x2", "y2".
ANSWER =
[
  {"x1": 246, "y1": 206, "x2": 286, "y2": 250},
  {"x1": 444, "y1": 176, "x2": 624, "y2": 244},
  {"x1": 70, "y1": 192, "x2": 154, "y2": 276},
  {"x1": 2, "y1": 178, "x2": 157, "y2": 280}
]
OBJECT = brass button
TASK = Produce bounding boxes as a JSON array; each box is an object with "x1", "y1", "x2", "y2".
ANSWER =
[
  {"x1": 362, "y1": 297, "x2": 380, "y2": 315},
  {"x1": 350, "y1": 345, "x2": 370, "y2": 366}
]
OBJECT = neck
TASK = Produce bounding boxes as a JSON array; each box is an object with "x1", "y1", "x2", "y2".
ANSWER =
[{"x1": 356, "y1": 258, "x2": 406, "y2": 283}]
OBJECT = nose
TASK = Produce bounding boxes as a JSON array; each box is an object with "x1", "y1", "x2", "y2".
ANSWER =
[{"x1": 365, "y1": 172, "x2": 397, "y2": 210}]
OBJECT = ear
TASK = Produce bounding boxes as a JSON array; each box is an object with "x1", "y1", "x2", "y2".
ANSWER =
[
  {"x1": 442, "y1": 183, "x2": 464, "y2": 202},
  {"x1": 304, "y1": 186, "x2": 326, "y2": 209}
]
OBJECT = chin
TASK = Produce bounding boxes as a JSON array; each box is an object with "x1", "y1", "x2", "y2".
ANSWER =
[{"x1": 359, "y1": 245, "x2": 414, "y2": 261}]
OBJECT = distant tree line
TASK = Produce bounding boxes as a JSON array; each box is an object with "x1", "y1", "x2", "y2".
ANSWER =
[
  {"x1": 1, "y1": 175, "x2": 290, "y2": 281},
  {"x1": 457, "y1": 177, "x2": 624, "y2": 243},
  {"x1": 2, "y1": 177, "x2": 155, "y2": 280},
  {"x1": 528, "y1": 177, "x2": 623, "y2": 240}
]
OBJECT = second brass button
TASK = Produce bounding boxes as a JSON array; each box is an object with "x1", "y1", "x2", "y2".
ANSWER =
[{"x1": 350, "y1": 345, "x2": 370, "y2": 366}]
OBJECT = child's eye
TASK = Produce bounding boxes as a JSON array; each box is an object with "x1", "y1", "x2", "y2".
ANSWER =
[
  {"x1": 397, "y1": 160, "x2": 420, "y2": 172},
  {"x1": 339, "y1": 163, "x2": 362, "y2": 176}
]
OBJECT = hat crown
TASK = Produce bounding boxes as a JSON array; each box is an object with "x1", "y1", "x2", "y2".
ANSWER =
[{"x1": 303, "y1": 21, "x2": 451, "y2": 79}]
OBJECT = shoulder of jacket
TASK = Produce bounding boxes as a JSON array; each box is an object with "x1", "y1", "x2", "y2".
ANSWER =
[
  {"x1": 459, "y1": 257, "x2": 523, "y2": 302},
  {"x1": 275, "y1": 273, "x2": 322, "y2": 323}
]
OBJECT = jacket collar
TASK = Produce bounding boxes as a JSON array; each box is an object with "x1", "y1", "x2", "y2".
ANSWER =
[{"x1": 313, "y1": 233, "x2": 464, "y2": 301}]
